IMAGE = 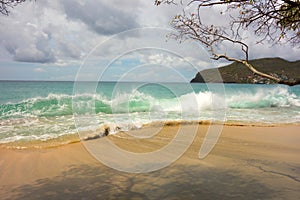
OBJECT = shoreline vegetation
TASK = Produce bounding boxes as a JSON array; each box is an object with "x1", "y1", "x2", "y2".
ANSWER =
[{"x1": 1, "y1": 123, "x2": 300, "y2": 199}]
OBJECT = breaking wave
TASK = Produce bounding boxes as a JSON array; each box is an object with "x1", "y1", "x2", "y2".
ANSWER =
[
  {"x1": 1, "y1": 87, "x2": 299, "y2": 119},
  {"x1": 0, "y1": 85, "x2": 299, "y2": 145}
]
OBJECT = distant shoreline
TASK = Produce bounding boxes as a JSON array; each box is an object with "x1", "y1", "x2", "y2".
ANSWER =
[{"x1": 191, "y1": 57, "x2": 300, "y2": 85}]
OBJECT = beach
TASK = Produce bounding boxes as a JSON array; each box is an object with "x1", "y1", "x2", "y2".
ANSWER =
[
  {"x1": 1, "y1": 0, "x2": 300, "y2": 199},
  {"x1": 1, "y1": 124, "x2": 300, "y2": 199}
]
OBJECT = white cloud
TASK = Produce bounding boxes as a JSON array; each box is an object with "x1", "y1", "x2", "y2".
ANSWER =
[
  {"x1": 0, "y1": 0, "x2": 299, "y2": 82},
  {"x1": 117, "y1": 65, "x2": 190, "y2": 82},
  {"x1": 1, "y1": 13, "x2": 55, "y2": 63},
  {"x1": 139, "y1": 53, "x2": 195, "y2": 71},
  {"x1": 33, "y1": 67, "x2": 47, "y2": 73},
  {"x1": 0, "y1": 0, "x2": 104, "y2": 64}
]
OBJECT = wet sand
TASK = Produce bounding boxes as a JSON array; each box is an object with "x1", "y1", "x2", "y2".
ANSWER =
[{"x1": 0, "y1": 124, "x2": 300, "y2": 199}]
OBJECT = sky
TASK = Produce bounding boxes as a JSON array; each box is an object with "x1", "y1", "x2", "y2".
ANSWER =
[{"x1": 0, "y1": 0, "x2": 299, "y2": 82}]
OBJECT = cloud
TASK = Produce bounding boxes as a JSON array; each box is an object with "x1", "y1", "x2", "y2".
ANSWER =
[
  {"x1": 116, "y1": 65, "x2": 191, "y2": 82},
  {"x1": 0, "y1": 0, "x2": 99, "y2": 64},
  {"x1": 139, "y1": 52, "x2": 195, "y2": 71},
  {"x1": 61, "y1": 0, "x2": 139, "y2": 35},
  {"x1": 0, "y1": 2, "x2": 55, "y2": 63},
  {"x1": 0, "y1": 0, "x2": 148, "y2": 65},
  {"x1": 0, "y1": 0, "x2": 299, "y2": 82},
  {"x1": 33, "y1": 67, "x2": 47, "y2": 73},
  {"x1": 14, "y1": 45, "x2": 55, "y2": 63}
]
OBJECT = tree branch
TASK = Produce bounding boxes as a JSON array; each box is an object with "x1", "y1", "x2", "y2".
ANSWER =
[
  {"x1": 156, "y1": 0, "x2": 300, "y2": 85},
  {"x1": 0, "y1": 0, "x2": 27, "y2": 15}
]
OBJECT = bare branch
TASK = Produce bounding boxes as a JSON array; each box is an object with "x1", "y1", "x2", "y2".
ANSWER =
[
  {"x1": 0, "y1": 0, "x2": 27, "y2": 15},
  {"x1": 156, "y1": 0, "x2": 300, "y2": 85}
]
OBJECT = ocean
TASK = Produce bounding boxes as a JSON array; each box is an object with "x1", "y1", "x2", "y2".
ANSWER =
[{"x1": 0, "y1": 81, "x2": 299, "y2": 146}]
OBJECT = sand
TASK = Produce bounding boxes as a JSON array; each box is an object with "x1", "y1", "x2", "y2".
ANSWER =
[{"x1": 0, "y1": 124, "x2": 300, "y2": 199}]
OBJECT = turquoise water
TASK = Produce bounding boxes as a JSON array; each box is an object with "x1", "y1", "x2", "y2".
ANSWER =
[{"x1": 0, "y1": 81, "x2": 299, "y2": 143}]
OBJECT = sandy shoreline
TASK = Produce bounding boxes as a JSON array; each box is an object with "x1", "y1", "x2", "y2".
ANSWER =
[{"x1": 1, "y1": 124, "x2": 300, "y2": 199}]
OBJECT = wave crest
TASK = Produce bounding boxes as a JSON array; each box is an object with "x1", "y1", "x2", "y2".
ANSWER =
[
  {"x1": 227, "y1": 86, "x2": 300, "y2": 109},
  {"x1": 1, "y1": 86, "x2": 299, "y2": 119}
]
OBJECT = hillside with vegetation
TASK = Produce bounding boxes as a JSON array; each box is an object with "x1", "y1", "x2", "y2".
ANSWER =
[{"x1": 191, "y1": 58, "x2": 300, "y2": 84}]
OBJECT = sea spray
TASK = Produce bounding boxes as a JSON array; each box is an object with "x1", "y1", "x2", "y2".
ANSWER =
[
  {"x1": 227, "y1": 86, "x2": 300, "y2": 108},
  {"x1": 0, "y1": 81, "x2": 299, "y2": 144}
]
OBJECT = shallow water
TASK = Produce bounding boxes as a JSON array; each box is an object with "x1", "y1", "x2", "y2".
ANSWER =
[{"x1": 0, "y1": 81, "x2": 299, "y2": 145}]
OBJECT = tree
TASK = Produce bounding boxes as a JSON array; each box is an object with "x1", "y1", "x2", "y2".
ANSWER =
[
  {"x1": 155, "y1": 0, "x2": 300, "y2": 85},
  {"x1": 0, "y1": 0, "x2": 26, "y2": 15}
]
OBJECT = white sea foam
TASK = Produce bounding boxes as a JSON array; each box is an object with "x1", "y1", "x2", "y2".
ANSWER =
[
  {"x1": 1, "y1": 84, "x2": 299, "y2": 144},
  {"x1": 226, "y1": 86, "x2": 300, "y2": 108}
]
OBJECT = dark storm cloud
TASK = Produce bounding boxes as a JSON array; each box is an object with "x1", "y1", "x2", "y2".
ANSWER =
[{"x1": 62, "y1": 0, "x2": 139, "y2": 35}]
